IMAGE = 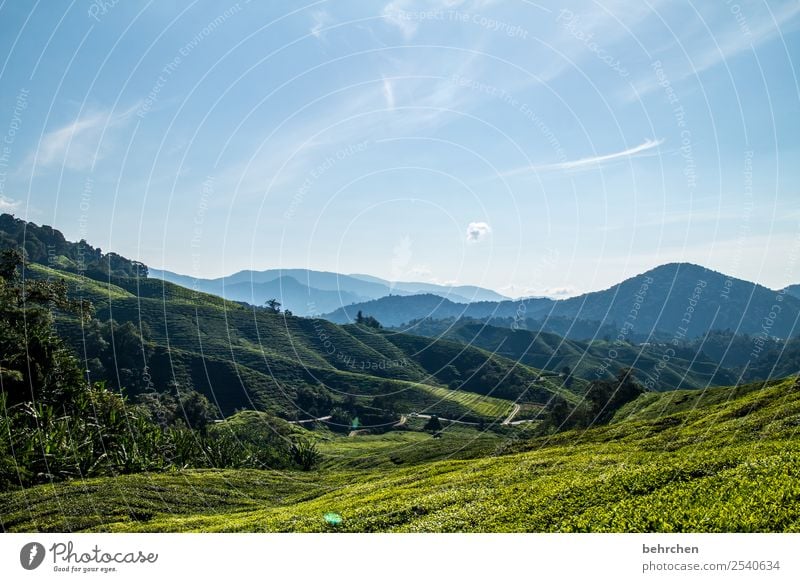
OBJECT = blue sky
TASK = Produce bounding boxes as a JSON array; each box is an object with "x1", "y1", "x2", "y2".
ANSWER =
[{"x1": 0, "y1": 0, "x2": 798, "y2": 297}]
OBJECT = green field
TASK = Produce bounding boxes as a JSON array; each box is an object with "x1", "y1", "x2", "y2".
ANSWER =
[
  {"x1": 3, "y1": 376, "x2": 798, "y2": 533},
  {"x1": 414, "y1": 384, "x2": 517, "y2": 420}
]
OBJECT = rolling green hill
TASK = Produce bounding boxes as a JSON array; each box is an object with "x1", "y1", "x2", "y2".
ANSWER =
[
  {"x1": 57, "y1": 286, "x2": 561, "y2": 423},
  {"x1": 403, "y1": 321, "x2": 737, "y2": 391},
  {"x1": 3, "y1": 216, "x2": 564, "y2": 429},
  {"x1": 4, "y1": 214, "x2": 799, "y2": 533},
  {"x1": 3, "y1": 375, "x2": 798, "y2": 532}
]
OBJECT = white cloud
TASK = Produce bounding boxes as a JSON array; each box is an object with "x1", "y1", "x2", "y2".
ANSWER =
[
  {"x1": 506, "y1": 138, "x2": 664, "y2": 175},
  {"x1": 33, "y1": 105, "x2": 137, "y2": 172},
  {"x1": 466, "y1": 221, "x2": 491, "y2": 243},
  {"x1": 0, "y1": 195, "x2": 20, "y2": 212}
]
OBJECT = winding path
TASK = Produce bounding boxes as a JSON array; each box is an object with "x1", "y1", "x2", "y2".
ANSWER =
[
  {"x1": 501, "y1": 403, "x2": 521, "y2": 425},
  {"x1": 288, "y1": 415, "x2": 332, "y2": 425}
]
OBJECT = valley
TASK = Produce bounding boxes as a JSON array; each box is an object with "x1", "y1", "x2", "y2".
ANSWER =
[{"x1": 1, "y1": 213, "x2": 799, "y2": 533}]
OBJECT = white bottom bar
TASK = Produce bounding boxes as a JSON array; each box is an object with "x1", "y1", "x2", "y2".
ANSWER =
[{"x1": 2, "y1": 533, "x2": 799, "y2": 581}]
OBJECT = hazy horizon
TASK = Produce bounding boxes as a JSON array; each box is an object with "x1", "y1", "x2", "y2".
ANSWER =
[{"x1": 146, "y1": 257, "x2": 792, "y2": 301}]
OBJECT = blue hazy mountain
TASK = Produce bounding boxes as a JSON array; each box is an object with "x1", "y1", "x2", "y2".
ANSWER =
[
  {"x1": 149, "y1": 267, "x2": 508, "y2": 316},
  {"x1": 323, "y1": 263, "x2": 800, "y2": 339}
]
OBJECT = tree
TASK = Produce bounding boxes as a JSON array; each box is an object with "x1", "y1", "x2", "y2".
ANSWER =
[
  {"x1": 264, "y1": 298, "x2": 281, "y2": 314},
  {"x1": 363, "y1": 315, "x2": 382, "y2": 328},
  {"x1": 585, "y1": 367, "x2": 645, "y2": 425},
  {"x1": 354, "y1": 310, "x2": 381, "y2": 328},
  {"x1": 131, "y1": 261, "x2": 148, "y2": 278},
  {"x1": 178, "y1": 390, "x2": 218, "y2": 434},
  {"x1": 547, "y1": 395, "x2": 572, "y2": 429},
  {"x1": 0, "y1": 249, "x2": 91, "y2": 408},
  {"x1": 561, "y1": 366, "x2": 573, "y2": 389},
  {"x1": 330, "y1": 406, "x2": 353, "y2": 433},
  {"x1": 424, "y1": 414, "x2": 442, "y2": 433}
]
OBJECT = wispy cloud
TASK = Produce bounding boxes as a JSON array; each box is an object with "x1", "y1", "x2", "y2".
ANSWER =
[
  {"x1": 215, "y1": 48, "x2": 490, "y2": 203},
  {"x1": 506, "y1": 138, "x2": 664, "y2": 175},
  {"x1": 32, "y1": 104, "x2": 137, "y2": 172}
]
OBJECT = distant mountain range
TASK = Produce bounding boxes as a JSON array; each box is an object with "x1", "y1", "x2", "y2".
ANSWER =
[
  {"x1": 149, "y1": 267, "x2": 508, "y2": 316},
  {"x1": 323, "y1": 263, "x2": 800, "y2": 340},
  {"x1": 3, "y1": 213, "x2": 798, "y2": 399}
]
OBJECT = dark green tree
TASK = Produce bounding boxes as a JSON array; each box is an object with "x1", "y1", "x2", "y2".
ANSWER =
[
  {"x1": 585, "y1": 367, "x2": 645, "y2": 425},
  {"x1": 561, "y1": 366, "x2": 573, "y2": 389},
  {"x1": 0, "y1": 249, "x2": 91, "y2": 408},
  {"x1": 330, "y1": 406, "x2": 353, "y2": 432},
  {"x1": 178, "y1": 390, "x2": 218, "y2": 434},
  {"x1": 354, "y1": 310, "x2": 381, "y2": 328},
  {"x1": 424, "y1": 414, "x2": 442, "y2": 433}
]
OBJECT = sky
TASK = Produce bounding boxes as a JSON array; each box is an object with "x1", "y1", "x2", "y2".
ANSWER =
[{"x1": 0, "y1": 0, "x2": 798, "y2": 298}]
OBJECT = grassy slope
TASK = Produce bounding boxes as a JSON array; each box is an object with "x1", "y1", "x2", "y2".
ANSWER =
[
  {"x1": 3, "y1": 376, "x2": 799, "y2": 533},
  {"x1": 29, "y1": 265, "x2": 556, "y2": 423},
  {"x1": 422, "y1": 322, "x2": 737, "y2": 391}
]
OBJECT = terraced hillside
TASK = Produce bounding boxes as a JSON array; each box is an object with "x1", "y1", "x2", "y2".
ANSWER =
[
  {"x1": 3, "y1": 376, "x2": 798, "y2": 532},
  {"x1": 26, "y1": 259, "x2": 565, "y2": 425},
  {"x1": 408, "y1": 321, "x2": 737, "y2": 391}
]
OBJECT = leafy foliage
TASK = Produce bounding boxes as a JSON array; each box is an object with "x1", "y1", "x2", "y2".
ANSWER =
[
  {"x1": 0, "y1": 249, "x2": 91, "y2": 407},
  {"x1": 4, "y1": 376, "x2": 799, "y2": 532},
  {"x1": 0, "y1": 213, "x2": 147, "y2": 278},
  {"x1": 290, "y1": 438, "x2": 322, "y2": 471},
  {"x1": 355, "y1": 310, "x2": 381, "y2": 328},
  {"x1": 0, "y1": 249, "x2": 311, "y2": 490}
]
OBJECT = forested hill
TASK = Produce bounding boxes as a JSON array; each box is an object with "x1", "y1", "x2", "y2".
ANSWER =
[
  {"x1": 0, "y1": 213, "x2": 147, "y2": 278},
  {"x1": 0, "y1": 213, "x2": 571, "y2": 426}
]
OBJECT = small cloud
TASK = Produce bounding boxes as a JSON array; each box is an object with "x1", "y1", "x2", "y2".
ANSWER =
[
  {"x1": 466, "y1": 221, "x2": 491, "y2": 243},
  {"x1": 0, "y1": 195, "x2": 20, "y2": 212}
]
